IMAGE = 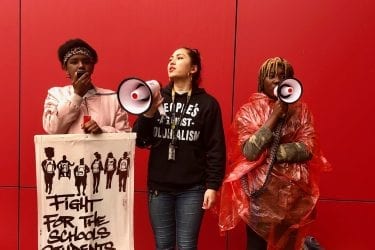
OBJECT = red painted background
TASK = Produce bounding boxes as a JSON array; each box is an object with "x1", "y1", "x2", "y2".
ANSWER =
[{"x1": 1, "y1": 0, "x2": 374, "y2": 249}]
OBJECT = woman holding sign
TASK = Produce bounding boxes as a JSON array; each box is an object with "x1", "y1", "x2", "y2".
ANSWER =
[{"x1": 42, "y1": 38, "x2": 131, "y2": 134}]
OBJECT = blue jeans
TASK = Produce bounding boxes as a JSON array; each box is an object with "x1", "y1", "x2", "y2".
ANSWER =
[{"x1": 148, "y1": 185, "x2": 205, "y2": 250}]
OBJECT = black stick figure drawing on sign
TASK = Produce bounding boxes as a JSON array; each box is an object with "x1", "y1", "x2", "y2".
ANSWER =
[
  {"x1": 57, "y1": 155, "x2": 74, "y2": 180},
  {"x1": 91, "y1": 152, "x2": 103, "y2": 194},
  {"x1": 41, "y1": 147, "x2": 56, "y2": 194},
  {"x1": 104, "y1": 152, "x2": 116, "y2": 189},
  {"x1": 74, "y1": 158, "x2": 90, "y2": 196},
  {"x1": 117, "y1": 152, "x2": 130, "y2": 192}
]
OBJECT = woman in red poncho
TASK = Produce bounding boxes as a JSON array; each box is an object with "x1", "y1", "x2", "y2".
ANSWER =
[{"x1": 218, "y1": 57, "x2": 330, "y2": 249}]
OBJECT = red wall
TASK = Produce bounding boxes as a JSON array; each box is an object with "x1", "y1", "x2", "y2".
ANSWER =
[{"x1": 1, "y1": 0, "x2": 374, "y2": 249}]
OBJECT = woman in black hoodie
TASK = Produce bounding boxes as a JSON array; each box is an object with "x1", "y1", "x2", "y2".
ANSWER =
[{"x1": 133, "y1": 47, "x2": 226, "y2": 250}]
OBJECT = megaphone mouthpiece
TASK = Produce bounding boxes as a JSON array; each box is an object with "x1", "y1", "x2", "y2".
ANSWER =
[{"x1": 131, "y1": 92, "x2": 138, "y2": 99}]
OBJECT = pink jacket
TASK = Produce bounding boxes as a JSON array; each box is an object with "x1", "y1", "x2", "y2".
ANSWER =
[{"x1": 43, "y1": 85, "x2": 131, "y2": 134}]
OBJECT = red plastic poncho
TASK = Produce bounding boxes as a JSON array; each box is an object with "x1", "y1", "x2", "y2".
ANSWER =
[{"x1": 218, "y1": 93, "x2": 331, "y2": 250}]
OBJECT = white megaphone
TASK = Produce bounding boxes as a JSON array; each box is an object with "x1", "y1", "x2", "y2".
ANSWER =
[
  {"x1": 273, "y1": 78, "x2": 303, "y2": 104},
  {"x1": 117, "y1": 77, "x2": 166, "y2": 116}
]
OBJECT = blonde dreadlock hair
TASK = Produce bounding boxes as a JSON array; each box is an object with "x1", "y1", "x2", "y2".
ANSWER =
[{"x1": 257, "y1": 57, "x2": 294, "y2": 93}]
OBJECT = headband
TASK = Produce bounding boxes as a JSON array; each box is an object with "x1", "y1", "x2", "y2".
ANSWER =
[{"x1": 63, "y1": 47, "x2": 94, "y2": 65}]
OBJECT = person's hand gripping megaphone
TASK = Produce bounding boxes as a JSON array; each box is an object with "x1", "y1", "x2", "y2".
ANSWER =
[{"x1": 143, "y1": 86, "x2": 165, "y2": 118}]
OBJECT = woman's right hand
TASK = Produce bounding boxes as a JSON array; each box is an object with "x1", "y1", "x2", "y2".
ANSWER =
[
  {"x1": 272, "y1": 100, "x2": 288, "y2": 119},
  {"x1": 73, "y1": 72, "x2": 92, "y2": 97},
  {"x1": 143, "y1": 90, "x2": 164, "y2": 118},
  {"x1": 265, "y1": 100, "x2": 288, "y2": 130}
]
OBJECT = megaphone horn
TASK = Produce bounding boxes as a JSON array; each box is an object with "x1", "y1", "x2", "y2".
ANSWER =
[
  {"x1": 117, "y1": 77, "x2": 166, "y2": 116},
  {"x1": 273, "y1": 78, "x2": 303, "y2": 104}
]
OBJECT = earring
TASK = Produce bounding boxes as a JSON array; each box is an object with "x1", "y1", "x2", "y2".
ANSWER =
[{"x1": 188, "y1": 72, "x2": 193, "y2": 82}]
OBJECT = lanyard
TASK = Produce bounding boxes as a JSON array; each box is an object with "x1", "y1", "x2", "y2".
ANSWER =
[{"x1": 170, "y1": 88, "x2": 192, "y2": 144}]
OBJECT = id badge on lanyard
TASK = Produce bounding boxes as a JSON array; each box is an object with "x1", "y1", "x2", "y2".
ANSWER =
[
  {"x1": 168, "y1": 143, "x2": 176, "y2": 161},
  {"x1": 168, "y1": 88, "x2": 191, "y2": 161}
]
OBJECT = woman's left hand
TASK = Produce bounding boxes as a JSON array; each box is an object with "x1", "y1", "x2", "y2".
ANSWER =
[
  {"x1": 202, "y1": 189, "x2": 217, "y2": 209},
  {"x1": 82, "y1": 119, "x2": 103, "y2": 134}
]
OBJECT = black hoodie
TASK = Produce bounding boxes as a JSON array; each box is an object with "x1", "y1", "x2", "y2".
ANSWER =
[{"x1": 133, "y1": 83, "x2": 226, "y2": 192}]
